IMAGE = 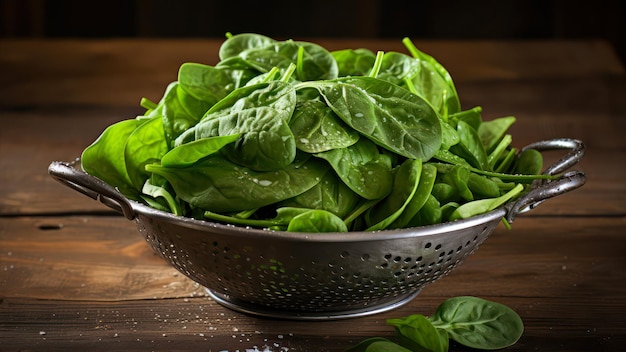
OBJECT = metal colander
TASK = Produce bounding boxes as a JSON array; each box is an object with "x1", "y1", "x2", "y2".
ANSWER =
[{"x1": 48, "y1": 138, "x2": 585, "y2": 320}]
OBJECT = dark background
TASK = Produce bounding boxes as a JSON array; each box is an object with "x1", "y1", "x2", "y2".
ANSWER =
[{"x1": 2, "y1": 0, "x2": 625, "y2": 64}]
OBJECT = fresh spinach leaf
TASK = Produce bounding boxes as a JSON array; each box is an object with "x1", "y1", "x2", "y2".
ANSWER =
[
  {"x1": 238, "y1": 39, "x2": 338, "y2": 81},
  {"x1": 124, "y1": 116, "x2": 169, "y2": 191},
  {"x1": 348, "y1": 296, "x2": 524, "y2": 352},
  {"x1": 218, "y1": 33, "x2": 276, "y2": 60},
  {"x1": 387, "y1": 314, "x2": 449, "y2": 352},
  {"x1": 160, "y1": 82, "x2": 213, "y2": 145},
  {"x1": 449, "y1": 106, "x2": 483, "y2": 131},
  {"x1": 146, "y1": 155, "x2": 329, "y2": 213},
  {"x1": 449, "y1": 183, "x2": 524, "y2": 220},
  {"x1": 365, "y1": 159, "x2": 422, "y2": 231},
  {"x1": 402, "y1": 37, "x2": 461, "y2": 115},
  {"x1": 408, "y1": 193, "x2": 442, "y2": 226},
  {"x1": 440, "y1": 121, "x2": 460, "y2": 150},
  {"x1": 377, "y1": 51, "x2": 420, "y2": 85},
  {"x1": 278, "y1": 171, "x2": 361, "y2": 218},
  {"x1": 315, "y1": 138, "x2": 393, "y2": 200},
  {"x1": 429, "y1": 296, "x2": 524, "y2": 350},
  {"x1": 286, "y1": 209, "x2": 348, "y2": 232},
  {"x1": 141, "y1": 176, "x2": 184, "y2": 216},
  {"x1": 290, "y1": 98, "x2": 360, "y2": 153},
  {"x1": 160, "y1": 134, "x2": 240, "y2": 168},
  {"x1": 344, "y1": 337, "x2": 413, "y2": 352},
  {"x1": 478, "y1": 116, "x2": 516, "y2": 152},
  {"x1": 467, "y1": 173, "x2": 501, "y2": 199},
  {"x1": 182, "y1": 81, "x2": 297, "y2": 171},
  {"x1": 441, "y1": 165, "x2": 473, "y2": 201},
  {"x1": 451, "y1": 120, "x2": 490, "y2": 171},
  {"x1": 514, "y1": 148, "x2": 543, "y2": 175},
  {"x1": 81, "y1": 118, "x2": 143, "y2": 199},
  {"x1": 300, "y1": 76, "x2": 442, "y2": 161},
  {"x1": 178, "y1": 62, "x2": 254, "y2": 104},
  {"x1": 389, "y1": 162, "x2": 437, "y2": 229},
  {"x1": 332, "y1": 48, "x2": 376, "y2": 77}
]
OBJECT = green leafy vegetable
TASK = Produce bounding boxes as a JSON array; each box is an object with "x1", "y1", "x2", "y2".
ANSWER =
[
  {"x1": 123, "y1": 116, "x2": 169, "y2": 191},
  {"x1": 81, "y1": 118, "x2": 143, "y2": 199},
  {"x1": 286, "y1": 209, "x2": 348, "y2": 232},
  {"x1": 388, "y1": 314, "x2": 449, "y2": 352},
  {"x1": 315, "y1": 138, "x2": 393, "y2": 200},
  {"x1": 290, "y1": 98, "x2": 360, "y2": 153},
  {"x1": 429, "y1": 296, "x2": 524, "y2": 350},
  {"x1": 160, "y1": 134, "x2": 240, "y2": 168},
  {"x1": 332, "y1": 48, "x2": 376, "y2": 77},
  {"x1": 365, "y1": 158, "x2": 422, "y2": 231},
  {"x1": 179, "y1": 80, "x2": 297, "y2": 171},
  {"x1": 80, "y1": 33, "x2": 555, "y2": 233},
  {"x1": 146, "y1": 155, "x2": 328, "y2": 213},
  {"x1": 347, "y1": 296, "x2": 523, "y2": 351},
  {"x1": 299, "y1": 76, "x2": 442, "y2": 161}
]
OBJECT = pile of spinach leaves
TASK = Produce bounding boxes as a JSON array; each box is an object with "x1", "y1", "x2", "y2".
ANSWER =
[{"x1": 82, "y1": 33, "x2": 552, "y2": 232}]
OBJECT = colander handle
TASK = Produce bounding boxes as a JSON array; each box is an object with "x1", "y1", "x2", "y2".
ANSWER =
[
  {"x1": 505, "y1": 138, "x2": 586, "y2": 223},
  {"x1": 48, "y1": 161, "x2": 136, "y2": 220}
]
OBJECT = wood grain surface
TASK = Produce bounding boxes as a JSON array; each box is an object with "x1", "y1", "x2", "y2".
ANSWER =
[{"x1": 0, "y1": 38, "x2": 624, "y2": 351}]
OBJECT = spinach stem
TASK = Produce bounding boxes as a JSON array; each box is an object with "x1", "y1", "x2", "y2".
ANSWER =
[
  {"x1": 403, "y1": 77, "x2": 418, "y2": 95},
  {"x1": 402, "y1": 37, "x2": 420, "y2": 59},
  {"x1": 343, "y1": 199, "x2": 379, "y2": 228},
  {"x1": 441, "y1": 89, "x2": 449, "y2": 122},
  {"x1": 368, "y1": 51, "x2": 385, "y2": 78},
  {"x1": 488, "y1": 134, "x2": 513, "y2": 169},
  {"x1": 140, "y1": 97, "x2": 158, "y2": 111},
  {"x1": 281, "y1": 63, "x2": 297, "y2": 82},
  {"x1": 472, "y1": 168, "x2": 558, "y2": 182},
  {"x1": 261, "y1": 67, "x2": 281, "y2": 83},
  {"x1": 204, "y1": 210, "x2": 280, "y2": 228},
  {"x1": 296, "y1": 46, "x2": 305, "y2": 80}
]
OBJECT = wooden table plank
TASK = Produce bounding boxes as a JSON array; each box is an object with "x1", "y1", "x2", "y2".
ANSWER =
[
  {"x1": 0, "y1": 216, "x2": 200, "y2": 301},
  {"x1": 1, "y1": 296, "x2": 624, "y2": 351}
]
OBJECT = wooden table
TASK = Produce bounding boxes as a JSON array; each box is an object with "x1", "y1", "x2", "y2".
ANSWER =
[{"x1": 1, "y1": 38, "x2": 625, "y2": 351}]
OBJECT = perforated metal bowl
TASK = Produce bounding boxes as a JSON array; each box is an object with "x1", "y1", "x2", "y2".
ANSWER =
[{"x1": 49, "y1": 138, "x2": 585, "y2": 320}]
